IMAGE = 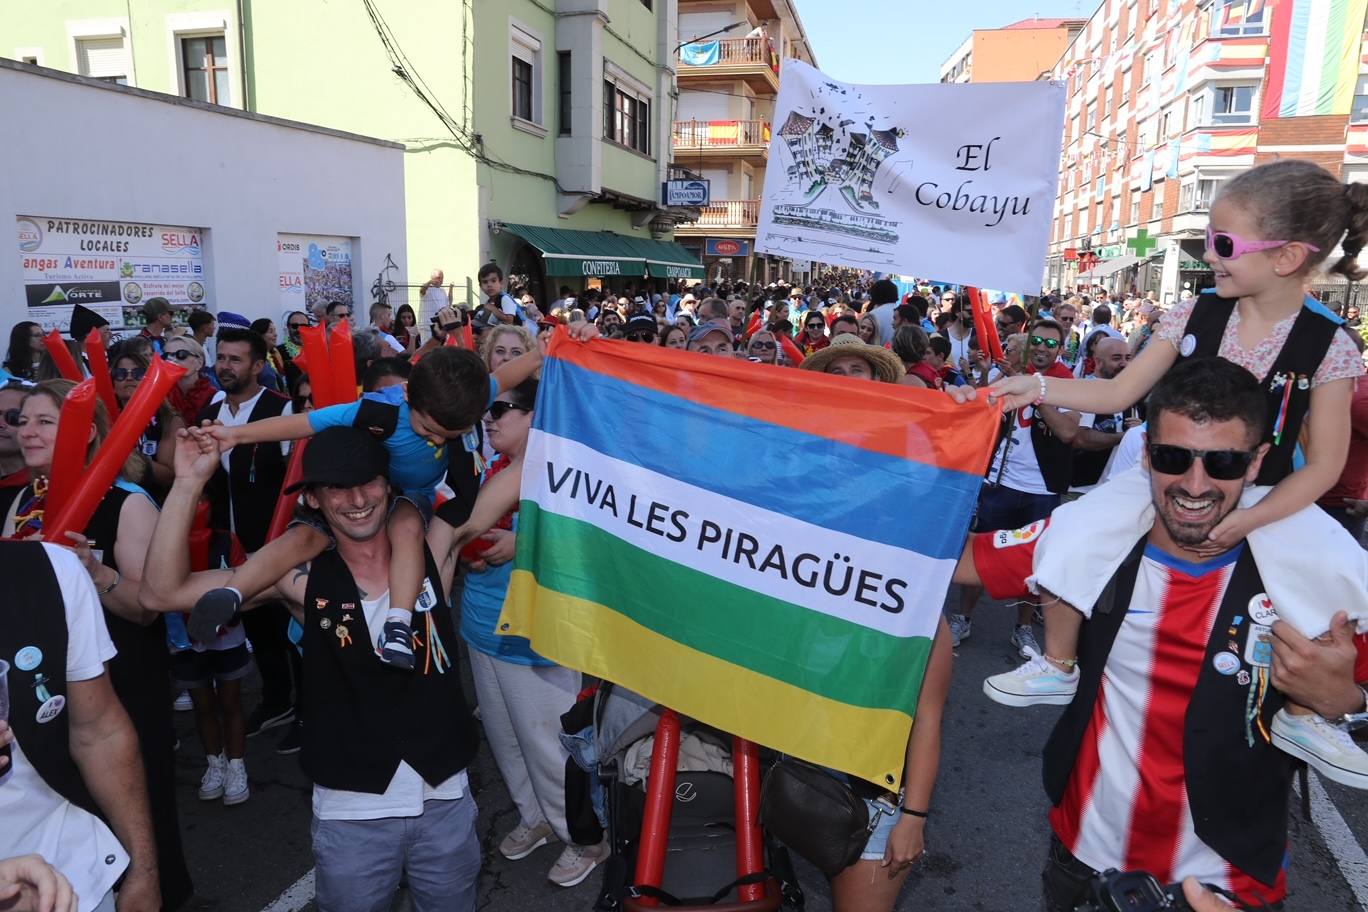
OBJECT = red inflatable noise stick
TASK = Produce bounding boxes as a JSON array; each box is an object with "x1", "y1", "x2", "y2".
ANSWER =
[
  {"x1": 84, "y1": 328, "x2": 120, "y2": 419},
  {"x1": 43, "y1": 329, "x2": 83, "y2": 382},
  {"x1": 297, "y1": 324, "x2": 340, "y2": 408},
  {"x1": 43, "y1": 358, "x2": 186, "y2": 544},
  {"x1": 327, "y1": 320, "x2": 358, "y2": 404},
  {"x1": 264, "y1": 439, "x2": 308, "y2": 544},
  {"x1": 965, "y1": 286, "x2": 1004, "y2": 363},
  {"x1": 44, "y1": 379, "x2": 97, "y2": 523}
]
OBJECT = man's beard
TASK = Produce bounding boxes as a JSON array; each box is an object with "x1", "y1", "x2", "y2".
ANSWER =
[{"x1": 1155, "y1": 482, "x2": 1232, "y2": 546}]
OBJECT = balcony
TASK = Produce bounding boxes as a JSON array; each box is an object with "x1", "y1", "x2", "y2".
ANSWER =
[
  {"x1": 678, "y1": 37, "x2": 781, "y2": 94},
  {"x1": 675, "y1": 199, "x2": 761, "y2": 234},
  {"x1": 672, "y1": 119, "x2": 771, "y2": 161}
]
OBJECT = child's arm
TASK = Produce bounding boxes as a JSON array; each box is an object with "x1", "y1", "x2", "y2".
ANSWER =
[
  {"x1": 206, "y1": 412, "x2": 316, "y2": 449},
  {"x1": 987, "y1": 336, "x2": 1178, "y2": 412},
  {"x1": 1205, "y1": 377, "x2": 1354, "y2": 549}
]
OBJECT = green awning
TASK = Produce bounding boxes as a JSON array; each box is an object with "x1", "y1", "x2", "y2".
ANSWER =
[{"x1": 501, "y1": 223, "x2": 703, "y2": 280}]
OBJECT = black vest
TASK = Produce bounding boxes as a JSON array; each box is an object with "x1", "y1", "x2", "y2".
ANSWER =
[
  {"x1": 997, "y1": 405, "x2": 1075, "y2": 495},
  {"x1": 1179, "y1": 294, "x2": 1341, "y2": 485},
  {"x1": 198, "y1": 390, "x2": 291, "y2": 552},
  {"x1": 299, "y1": 543, "x2": 479, "y2": 793},
  {"x1": 1070, "y1": 411, "x2": 1124, "y2": 489},
  {"x1": 1042, "y1": 542, "x2": 1294, "y2": 885},
  {"x1": 0, "y1": 541, "x2": 100, "y2": 816}
]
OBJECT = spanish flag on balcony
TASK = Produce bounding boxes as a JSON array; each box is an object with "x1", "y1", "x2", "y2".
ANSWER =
[
  {"x1": 1262, "y1": 0, "x2": 1368, "y2": 118},
  {"x1": 499, "y1": 332, "x2": 1000, "y2": 787}
]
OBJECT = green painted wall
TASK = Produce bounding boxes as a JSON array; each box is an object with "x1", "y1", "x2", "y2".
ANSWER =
[{"x1": 1, "y1": 0, "x2": 480, "y2": 299}]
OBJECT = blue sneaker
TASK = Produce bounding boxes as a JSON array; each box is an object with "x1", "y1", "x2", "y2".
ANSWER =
[
  {"x1": 377, "y1": 620, "x2": 415, "y2": 671},
  {"x1": 984, "y1": 655, "x2": 1079, "y2": 707}
]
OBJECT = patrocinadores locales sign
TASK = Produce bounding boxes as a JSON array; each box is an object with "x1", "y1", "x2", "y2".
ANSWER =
[{"x1": 755, "y1": 61, "x2": 1066, "y2": 293}]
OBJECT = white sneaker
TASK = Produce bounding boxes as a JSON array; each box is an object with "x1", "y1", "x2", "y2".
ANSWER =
[
  {"x1": 547, "y1": 839, "x2": 609, "y2": 888},
  {"x1": 499, "y1": 819, "x2": 556, "y2": 861},
  {"x1": 173, "y1": 691, "x2": 194, "y2": 712},
  {"x1": 223, "y1": 758, "x2": 250, "y2": 806},
  {"x1": 1271, "y1": 709, "x2": 1368, "y2": 790},
  {"x1": 984, "y1": 655, "x2": 1080, "y2": 707},
  {"x1": 198, "y1": 754, "x2": 226, "y2": 801}
]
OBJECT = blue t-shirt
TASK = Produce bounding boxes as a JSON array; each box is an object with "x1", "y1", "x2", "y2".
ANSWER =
[
  {"x1": 459, "y1": 515, "x2": 550, "y2": 666},
  {"x1": 306, "y1": 380, "x2": 498, "y2": 498}
]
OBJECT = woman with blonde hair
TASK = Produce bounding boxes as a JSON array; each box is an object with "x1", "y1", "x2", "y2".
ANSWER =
[{"x1": 481, "y1": 324, "x2": 537, "y2": 372}]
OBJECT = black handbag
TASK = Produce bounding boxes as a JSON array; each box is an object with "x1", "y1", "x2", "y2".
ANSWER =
[{"x1": 758, "y1": 758, "x2": 876, "y2": 878}]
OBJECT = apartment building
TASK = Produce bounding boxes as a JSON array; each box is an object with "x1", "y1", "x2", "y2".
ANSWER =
[{"x1": 939, "y1": 17, "x2": 1086, "y2": 84}]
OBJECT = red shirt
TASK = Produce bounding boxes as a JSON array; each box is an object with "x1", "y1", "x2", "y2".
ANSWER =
[{"x1": 1321, "y1": 380, "x2": 1368, "y2": 507}]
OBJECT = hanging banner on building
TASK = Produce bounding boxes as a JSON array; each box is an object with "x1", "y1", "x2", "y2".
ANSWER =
[
  {"x1": 755, "y1": 61, "x2": 1066, "y2": 293},
  {"x1": 17, "y1": 216, "x2": 209, "y2": 334},
  {"x1": 277, "y1": 233, "x2": 354, "y2": 316}
]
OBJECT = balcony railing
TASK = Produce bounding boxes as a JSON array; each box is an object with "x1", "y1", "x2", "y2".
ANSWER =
[
  {"x1": 673, "y1": 119, "x2": 772, "y2": 150},
  {"x1": 694, "y1": 199, "x2": 760, "y2": 229},
  {"x1": 679, "y1": 37, "x2": 779, "y2": 73}
]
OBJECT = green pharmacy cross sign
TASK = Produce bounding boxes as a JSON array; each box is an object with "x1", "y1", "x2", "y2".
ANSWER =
[{"x1": 1127, "y1": 230, "x2": 1158, "y2": 258}]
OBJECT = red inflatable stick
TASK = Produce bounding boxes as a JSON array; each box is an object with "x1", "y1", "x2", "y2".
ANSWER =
[
  {"x1": 461, "y1": 320, "x2": 474, "y2": 350},
  {"x1": 45, "y1": 379, "x2": 97, "y2": 522},
  {"x1": 84, "y1": 329, "x2": 120, "y2": 419},
  {"x1": 298, "y1": 325, "x2": 339, "y2": 408},
  {"x1": 327, "y1": 321, "x2": 358, "y2": 404},
  {"x1": 444, "y1": 331, "x2": 460, "y2": 347},
  {"x1": 743, "y1": 312, "x2": 762, "y2": 341},
  {"x1": 966, "y1": 286, "x2": 1004, "y2": 363},
  {"x1": 264, "y1": 439, "x2": 308, "y2": 543},
  {"x1": 43, "y1": 358, "x2": 185, "y2": 543},
  {"x1": 43, "y1": 330, "x2": 83, "y2": 382},
  {"x1": 777, "y1": 333, "x2": 805, "y2": 366}
]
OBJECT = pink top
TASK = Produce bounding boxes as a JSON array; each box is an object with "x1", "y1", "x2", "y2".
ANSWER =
[{"x1": 1157, "y1": 298, "x2": 1363, "y2": 388}]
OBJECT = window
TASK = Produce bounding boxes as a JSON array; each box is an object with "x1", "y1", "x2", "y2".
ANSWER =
[
  {"x1": 1130, "y1": 189, "x2": 1141, "y2": 224},
  {"x1": 20, "y1": 55, "x2": 37, "y2": 65},
  {"x1": 1351, "y1": 75, "x2": 1368, "y2": 123},
  {"x1": 510, "y1": 24, "x2": 542, "y2": 126},
  {"x1": 512, "y1": 57, "x2": 533, "y2": 120},
  {"x1": 603, "y1": 76, "x2": 650, "y2": 154},
  {"x1": 1190, "y1": 93, "x2": 1206, "y2": 129},
  {"x1": 76, "y1": 36, "x2": 129, "y2": 84},
  {"x1": 1180, "y1": 180, "x2": 1196, "y2": 212},
  {"x1": 558, "y1": 51, "x2": 572, "y2": 136},
  {"x1": 181, "y1": 35, "x2": 228, "y2": 103},
  {"x1": 1086, "y1": 105, "x2": 1096, "y2": 131},
  {"x1": 1212, "y1": 84, "x2": 1257, "y2": 125},
  {"x1": 1196, "y1": 178, "x2": 1223, "y2": 210},
  {"x1": 1158, "y1": 105, "x2": 1173, "y2": 139},
  {"x1": 1142, "y1": 52, "x2": 1156, "y2": 85},
  {"x1": 1212, "y1": 0, "x2": 1267, "y2": 36},
  {"x1": 1151, "y1": 191, "x2": 1164, "y2": 220}
]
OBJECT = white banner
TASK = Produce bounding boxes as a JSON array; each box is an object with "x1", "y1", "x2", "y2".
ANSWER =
[{"x1": 755, "y1": 61, "x2": 1066, "y2": 293}]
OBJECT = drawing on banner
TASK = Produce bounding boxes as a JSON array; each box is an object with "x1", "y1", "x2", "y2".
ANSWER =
[
  {"x1": 756, "y1": 61, "x2": 1066, "y2": 293},
  {"x1": 17, "y1": 216, "x2": 210, "y2": 333},
  {"x1": 278, "y1": 234, "x2": 354, "y2": 315}
]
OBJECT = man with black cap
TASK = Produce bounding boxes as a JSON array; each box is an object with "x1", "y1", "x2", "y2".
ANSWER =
[
  {"x1": 622, "y1": 315, "x2": 657, "y2": 344},
  {"x1": 143, "y1": 426, "x2": 486, "y2": 912}
]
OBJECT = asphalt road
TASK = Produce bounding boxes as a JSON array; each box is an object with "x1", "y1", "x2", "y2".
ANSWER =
[{"x1": 171, "y1": 586, "x2": 1367, "y2": 912}]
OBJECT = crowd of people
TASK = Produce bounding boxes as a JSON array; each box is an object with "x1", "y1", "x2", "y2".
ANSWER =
[{"x1": 1, "y1": 158, "x2": 1367, "y2": 912}]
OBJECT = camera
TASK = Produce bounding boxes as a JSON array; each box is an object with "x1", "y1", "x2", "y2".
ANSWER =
[{"x1": 1073, "y1": 869, "x2": 1192, "y2": 912}]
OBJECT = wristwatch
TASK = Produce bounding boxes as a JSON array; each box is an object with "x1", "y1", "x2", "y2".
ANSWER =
[{"x1": 1332, "y1": 685, "x2": 1368, "y2": 730}]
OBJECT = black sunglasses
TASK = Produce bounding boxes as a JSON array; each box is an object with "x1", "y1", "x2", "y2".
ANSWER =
[
  {"x1": 625, "y1": 332, "x2": 656, "y2": 342},
  {"x1": 750, "y1": 341, "x2": 777, "y2": 351},
  {"x1": 288, "y1": 321, "x2": 309, "y2": 331},
  {"x1": 486, "y1": 401, "x2": 531, "y2": 421},
  {"x1": 805, "y1": 321, "x2": 825, "y2": 329},
  {"x1": 111, "y1": 367, "x2": 147, "y2": 381},
  {"x1": 1147, "y1": 444, "x2": 1256, "y2": 480},
  {"x1": 1028, "y1": 335, "x2": 1060, "y2": 350},
  {"x1": 164, "y1": 350, "x2": 198, "y2": 362}
]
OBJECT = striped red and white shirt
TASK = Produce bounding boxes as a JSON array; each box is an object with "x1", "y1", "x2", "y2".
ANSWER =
[{"x1": 974, "y1": 530, "x2": 1288, "y2": 906}]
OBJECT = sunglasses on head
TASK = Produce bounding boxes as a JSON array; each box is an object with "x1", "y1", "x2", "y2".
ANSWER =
[
  {"x1": 1028, "y1": 335, "x2": 1060, "y2": 350},
  {"x1": 1205, "y1": 226, "x2": 1320, "y2": 261},
  {"x1": 486, "y1": 401, "x2": 530, "y2": 421},
  {"x1": 1147, "y1": 443, "x2": 1255, "y2": 480},
  {"x1": 164, "y1": 349, "x2": 198, "y2": 362},
  {"x1": 111, "y1": 367, "x2": 146, "y2": 381}
]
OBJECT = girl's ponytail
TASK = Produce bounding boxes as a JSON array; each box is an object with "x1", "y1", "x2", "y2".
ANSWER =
[{"x1": 1331, "y1": 182, "x2": 1368, "y2": 282}]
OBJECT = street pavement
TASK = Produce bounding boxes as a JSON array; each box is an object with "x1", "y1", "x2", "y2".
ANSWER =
[{"x1": 172, "y1": 586, "x2": 1367, "y2": 912}]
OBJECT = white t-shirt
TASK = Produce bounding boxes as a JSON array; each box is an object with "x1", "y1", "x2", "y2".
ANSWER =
[
  {"x1": 421, "y1": 286, "x2": 449, "y2": 326},
  {"x1": 370, "y1": 327, "x2": 404, "y2": 356},
  {"x1": 1101, "y1": 423, "x2": 1147, "y2": 484},
  {"x1": 0, "y1": 545, "x2": 127, "y2": 912},
  {"x1": 311, "y1": 590, "x2": 469, "y2": 821},
  {"x1": 209, "y1": 387, "x2": 294, "y2": 540},
  {"x1": 988, "y1": 402, "x2": 1075, "y2": 495}
]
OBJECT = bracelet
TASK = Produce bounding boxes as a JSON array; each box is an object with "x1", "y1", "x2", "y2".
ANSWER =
[
  {"x1": 1031, "y1": 373, "x2": 1048, "y2": 407},
  {"x1": 97, "y1": 569, "x2": 121, "y2": 596},
  {"x1": 901, "y1": 807, "x2": 929, "y2": 818}
]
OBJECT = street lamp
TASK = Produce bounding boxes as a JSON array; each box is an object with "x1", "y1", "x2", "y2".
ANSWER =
[{"x1": 673, "y1": 20, "x2": 748, "y2": 55}]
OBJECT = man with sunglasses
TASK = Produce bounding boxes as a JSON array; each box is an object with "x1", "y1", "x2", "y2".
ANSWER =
[
  {"x1": 0, "y1": 382, "x2": 30, "y2": 489},
  {"x1": 968, "y1": 357, "x2": 1368, "y2": 911},
  {"x1": 951, "y1": 319, "x2": 1078, "y2": 656},
  {"x1": 795, "y1": 313, "x2": 830, "y2": 355},
  {"x1": 621, "y1": 315, "x2": 657, "y2": 345}
]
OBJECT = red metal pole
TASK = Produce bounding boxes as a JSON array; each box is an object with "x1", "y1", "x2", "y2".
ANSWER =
[
  {"x1": 633, "y1": 710, "x2": 681, "y2": 907},
  {"x1": 733, "y1": 736, "x2": 765, "y2": 903}
]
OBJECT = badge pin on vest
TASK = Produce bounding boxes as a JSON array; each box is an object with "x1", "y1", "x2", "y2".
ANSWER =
[
  {"x1": 416, "y1": 578, "x2": 438, "y2": 613},
  {"x1": 14, "y1": 646, "x2": 42, "y2": 672},
  {"x1": 1244, "y1": 626, "x2": 1273, "y2": 668},
  {"x1": 31, "y1": 675, "x2": 64, "y2": 724}
]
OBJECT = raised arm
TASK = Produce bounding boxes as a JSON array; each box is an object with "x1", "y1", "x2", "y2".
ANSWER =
[
  {"x1": 430, "y1": 461, "x2": 523, "y2": 582},
  {"x1": 988, "y1": 337, "x2": 1178, "y2": 412},
  {"x1": 206, "y1": 411, "x2": 315, "y2": 449}
]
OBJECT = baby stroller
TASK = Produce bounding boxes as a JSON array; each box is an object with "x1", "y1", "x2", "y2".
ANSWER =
[{"x1": 590, "y1": 684, "x2": 805, "y2": 911}]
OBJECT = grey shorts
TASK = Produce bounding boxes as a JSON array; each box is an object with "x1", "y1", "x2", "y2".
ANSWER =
[
  {"x1": 288, "y1": 494, "x2": 433, "y2": 551},
  {"x1": 312, "y1": 793, "x2": 479, "y2": 912}
]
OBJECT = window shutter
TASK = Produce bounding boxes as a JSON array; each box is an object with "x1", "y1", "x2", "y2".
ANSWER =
[{"x1": 76, "y1": 37, "x2": 130, "y2": 81}]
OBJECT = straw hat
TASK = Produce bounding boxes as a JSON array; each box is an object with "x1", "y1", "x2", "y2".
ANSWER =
[{"x1": 800, "y1": 333, "x2": 905, "y2": 383}]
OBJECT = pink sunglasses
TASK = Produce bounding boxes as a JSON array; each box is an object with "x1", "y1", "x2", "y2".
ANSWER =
[{"x1": 1206, "y1": 226, "x2": 1320, "y2": 261}]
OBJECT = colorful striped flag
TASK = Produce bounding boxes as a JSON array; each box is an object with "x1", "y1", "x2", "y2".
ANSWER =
[
  {"x1": 499, "y1": 334, "x2": 1001, "y2": 787},
  {"x1": 1262, "y1": 0, "x2": 1368, "y2": 119}
]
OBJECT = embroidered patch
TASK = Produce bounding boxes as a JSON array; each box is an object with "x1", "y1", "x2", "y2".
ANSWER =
[{"x1": 993, "y1": 520, "x2": 1046, "y2": 549}]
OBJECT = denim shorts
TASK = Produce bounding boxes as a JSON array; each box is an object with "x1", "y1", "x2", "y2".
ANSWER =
[{"x1": 859, "y1": 796, "x2": 903, "y2": 862}]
